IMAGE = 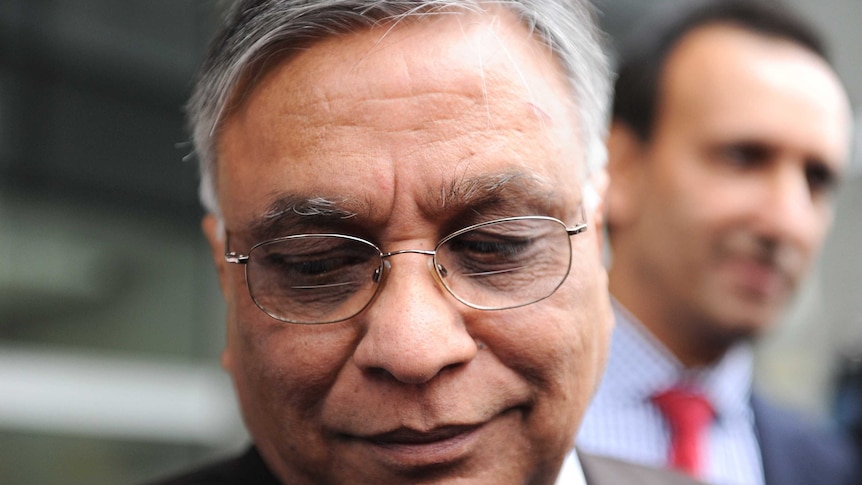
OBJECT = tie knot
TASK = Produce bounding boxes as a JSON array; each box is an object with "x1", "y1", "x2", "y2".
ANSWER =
[
  {"x1": 652, "y1": 387, "x2": 714, "y2": 477},
  {"x1": 653, "y1": 387, "x2": 714, "y2": 429}
]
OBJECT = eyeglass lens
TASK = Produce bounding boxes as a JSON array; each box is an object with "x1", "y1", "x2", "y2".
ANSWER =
[{"x1": 245, "y1": 218, "x2": 573, "y2": 324}]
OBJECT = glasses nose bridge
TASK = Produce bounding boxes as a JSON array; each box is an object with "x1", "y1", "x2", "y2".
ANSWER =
[
  {"x1": 380, "y1": 248, "x2": 437, "y2": 259},
  {"x1": 378, "y1": 248, "x2": 446, "y2": 292}
]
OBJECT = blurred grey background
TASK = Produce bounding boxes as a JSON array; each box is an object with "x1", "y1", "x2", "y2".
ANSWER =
[{"x1": 0, "y1": 1, "x2": 859, "y2": 483}]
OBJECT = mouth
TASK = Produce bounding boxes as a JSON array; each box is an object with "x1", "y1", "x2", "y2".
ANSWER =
[
  {"x1": 718, "y1": 236, "x2": 801, "y2": 302},
  {"x1": 352, "y1": 423, "x2": 484, "y2": 468},
  {"x1": 370, "y1": 424, "x2": 481, "y2": 446},
  {"x1": 724, "y1": 256, "x2": 791, "y2": 301}
]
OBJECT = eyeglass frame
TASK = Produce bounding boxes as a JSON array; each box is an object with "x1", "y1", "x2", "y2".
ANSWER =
[{"x1": 224, "y1": 213, "x2": 588, "y2": 324}]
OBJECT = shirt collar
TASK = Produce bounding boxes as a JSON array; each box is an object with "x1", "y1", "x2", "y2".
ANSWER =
[
  {"x1": 605, "y1": 298, "x2": 754, "y2": 420},
  {"x1": 555, "y1": 449, "x2": 587, "y2": 485}
]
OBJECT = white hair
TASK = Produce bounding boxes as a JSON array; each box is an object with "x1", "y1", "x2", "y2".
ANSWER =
[{"x1": 187, "y1": 0, "x2": 612, "y2": 216}]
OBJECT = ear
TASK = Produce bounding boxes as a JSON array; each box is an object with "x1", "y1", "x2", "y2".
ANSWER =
[
  {"x1": 202, "y1": 214, "x2": 238, "y2": 373},
  {"x1": 586, "y1": 166, "x2": 609, "y2": 254},
  {"x1": 202, "y1": 214, "x2": 231, "y2": 299},
  {"x1": 605, "y1": 121, "x2": 647, "y2": 232}
]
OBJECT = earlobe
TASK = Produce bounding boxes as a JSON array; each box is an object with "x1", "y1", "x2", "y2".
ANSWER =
[
  {"x1": 605, "y1": 121, "x2": 646, "y2": 231},
  {"x1": 221, "y1": 347, "x2": 235, "y2": 373}
]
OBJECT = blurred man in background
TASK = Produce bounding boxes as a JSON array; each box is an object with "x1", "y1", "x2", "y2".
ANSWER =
[{"x1": 577, "y1": 1, "x2": 858, "y2": 484}]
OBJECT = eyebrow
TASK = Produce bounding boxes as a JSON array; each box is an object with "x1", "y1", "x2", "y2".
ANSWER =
[
  {"x1": 430, "y1": 170, "x2": 565, "y2": 222},
  {"x1": 242, "y1": 170, "x2": 572, "y2": 243},
  {"x1": 245, "y1": 195, "x2": 365, "y2": 242}
]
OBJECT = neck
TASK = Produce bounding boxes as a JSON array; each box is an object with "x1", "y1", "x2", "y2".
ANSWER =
[{"x1": 609, "y1": 271, "x2": 731, "y2": 369}]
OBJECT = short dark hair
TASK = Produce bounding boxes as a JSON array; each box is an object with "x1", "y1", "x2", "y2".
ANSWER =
[{"x1": 613, "y1": 0, "x2": 828, "y2": 141}]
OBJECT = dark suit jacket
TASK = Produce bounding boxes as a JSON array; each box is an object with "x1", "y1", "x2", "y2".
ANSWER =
[
  {"x1": 150, "y1": 446, "x2": 704, "y2": 484},
  {"x1": 753, "y1": 394, "x2": 860, "y2": 485}
]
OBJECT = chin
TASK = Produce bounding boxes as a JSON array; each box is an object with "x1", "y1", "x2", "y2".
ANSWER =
[{"x1": 702, "y1": 314, "x2": 769, "y2": 352}]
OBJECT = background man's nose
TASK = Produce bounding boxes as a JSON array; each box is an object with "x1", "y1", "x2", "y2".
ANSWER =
[{"x1": 753, "y1": 164, "x2": 823, "y2": 249}]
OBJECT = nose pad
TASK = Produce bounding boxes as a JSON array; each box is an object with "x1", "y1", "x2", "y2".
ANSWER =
[
  {"x1": 373, "y1": 253, "x2": 454, "y2": 305},
  {"x1": 427, "y1": 257, "x2": 451, "y2": 292},
  {"x1": 372, "y1": 260, "x2": 390, "y2": 284},
  {"x1": 434, "y1": 259, "x2": 449, "y2": 278}
]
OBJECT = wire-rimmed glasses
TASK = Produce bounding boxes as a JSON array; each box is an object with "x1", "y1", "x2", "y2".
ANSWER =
[{"x1": 225, "y1": 215, "x2": 588, "y2": 324}]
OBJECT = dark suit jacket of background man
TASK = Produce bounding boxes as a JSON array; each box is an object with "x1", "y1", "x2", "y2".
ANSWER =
[{"x1": 753, "y1": 395, "x2": 860, "y2": 485}]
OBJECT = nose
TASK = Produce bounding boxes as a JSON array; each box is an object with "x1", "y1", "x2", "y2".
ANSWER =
[
  {"x1": 352, "y1": 252, "x2": 478, "y2": 384},
  {"x1": 754, "y1": 164, "x2": 823, "y2": 250}
]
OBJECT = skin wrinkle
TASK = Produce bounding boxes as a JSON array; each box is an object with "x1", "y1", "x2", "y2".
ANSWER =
[
  {"x1": 282, "y1": 92, "x2": 502, "y2": 171},
  {"x1": 342, "y1": 9, "x2": 557, "y2": 132},
  {"x1": 477, "y1": 24, "x2": 493, "y2": 126},
  {"x1": 486, "y1": 21, "x2": 545, "y2": 130},
  {"x1": 364, "y1": 5, "x2": 522, "y2": 130}
]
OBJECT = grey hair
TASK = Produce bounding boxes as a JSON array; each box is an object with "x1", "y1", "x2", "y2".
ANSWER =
[{"x1": 188, "y1": 0, "x2": 612, "y2": 216}]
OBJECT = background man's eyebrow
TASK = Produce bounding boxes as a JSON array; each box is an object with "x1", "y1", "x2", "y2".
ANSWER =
[{"x1": 247, "y1": 196, "x2": 360, "y2": 239}]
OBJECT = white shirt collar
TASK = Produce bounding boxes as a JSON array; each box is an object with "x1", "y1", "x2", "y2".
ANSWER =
[{"x1": 555, "y1": 449, "x2": 587, "y2": 485}]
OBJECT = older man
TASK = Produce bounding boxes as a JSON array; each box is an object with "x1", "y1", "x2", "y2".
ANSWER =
[
  {"x1": 153, "y1": 0, "x2": 702, "y2": 484},
  {"x1": 577, "y1": 1, "x2": 858, "y2": 485}
]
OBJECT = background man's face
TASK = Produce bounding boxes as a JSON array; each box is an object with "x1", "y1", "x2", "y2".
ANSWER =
[
  {"x1": 609, "y1": 24, "x2": 850, "y2": 352},
  {"x1": 205, "y1": 10, "x2": 611, "y2": 485}
]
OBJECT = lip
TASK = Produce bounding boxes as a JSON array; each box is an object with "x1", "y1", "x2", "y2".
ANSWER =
[
  {"x1": 355, "y1": 423, "x2": 484, "y2": 468},
  {"x1": 724, "y1": 257, "x2": 788, "y2": 300}
]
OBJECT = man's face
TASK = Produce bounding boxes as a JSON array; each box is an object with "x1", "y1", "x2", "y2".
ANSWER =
[
  {"x1": 205, "y1": 10, "x2": 611, "y2": 485},
  {"x1": 607, "y1": 24, "x2": 850, "y2": 359}
]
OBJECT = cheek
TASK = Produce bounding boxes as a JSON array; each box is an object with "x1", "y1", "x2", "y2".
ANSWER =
[
  {"x1": 482, "y1": 255, "x2": 611, "y2": 401},
  {"x1": 805, "y1": 216, "x2": 831, "y2": 254},
  {"x1": 564, "y1": 259, "x2": 613, "y2": 385},
  {"x1": 226, "y1": 299, "x2": 359, "y2": 425},
  {"x1": 554, "y1": 251, "x2": 613, "y2": 400},
  {"x1": 649, "y1": 176, "x2": 730, "y2": 260}
]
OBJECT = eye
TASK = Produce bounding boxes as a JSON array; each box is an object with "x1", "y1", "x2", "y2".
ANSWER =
[
  {"x1": 447, "y1": 231, "x2": 534, "y2": 264},
  {"x1": 718, "y1": 142, "x2": 770, "y2": 169},
  {"x1": 247, "y1": 236, "x2": 381, "y2": 313},
  {"x1": 263, "y1": 252, "x2": 346, "y2": 276},
  {"x1": 805, "y1": 161, "x2": 838, "y2": 197},
  {"x1": 253, "y1": 236, "x2": 379, "y2": 285},
  {"x1": 441, "y1": 219, "x2": 556, "y2": 278},
  {"x1": 261, "y1": 243, "x2": 366, "y2": 275}
]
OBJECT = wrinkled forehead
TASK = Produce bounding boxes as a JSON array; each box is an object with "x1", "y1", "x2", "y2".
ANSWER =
[
  {"x1": 215, "y1": 8, "x2": 586, "y2": 228},
  {"x1": 224, "y1": 6, "x2": 578, "y2": 135}
]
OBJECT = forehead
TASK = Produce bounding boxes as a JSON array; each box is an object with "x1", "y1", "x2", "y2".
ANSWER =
[
  {"x1": 215, "y1": 9, "x2": 584, "y2": 229},
  {"x1": 657, "y1": 24, "x2": 851, "y2": 163}
]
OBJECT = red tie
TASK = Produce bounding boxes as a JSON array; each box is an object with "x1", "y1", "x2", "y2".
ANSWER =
[{"x1": 652, "y1": 387, "x2": 714, "y2": 478}]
